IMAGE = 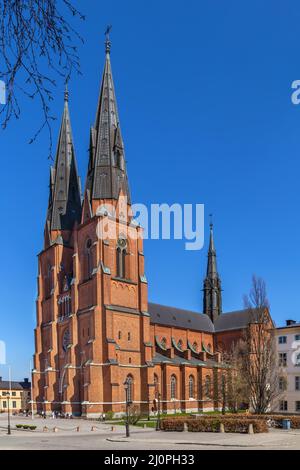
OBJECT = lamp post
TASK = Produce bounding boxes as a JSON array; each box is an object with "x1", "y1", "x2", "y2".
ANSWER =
[
  {"x1": 30, "y1": 360, "x2": 34, "y2": 420},
  {"x1": 124, "y1": 379, "x2": 130, "y2": 438},
  {"x1": 7, "y1": 390, "x2": 11, "y2": 435},
  {"x1": 155, "y1": 384, "x2": 161, "y2": 431},
  {"x1": 5, "y1": 365, "x2": 12, "y2": 435}
]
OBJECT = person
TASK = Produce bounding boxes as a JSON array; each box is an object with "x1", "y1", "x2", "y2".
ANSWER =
[{"x1": 103, "y1": 413, "x2": 106, "y2": 422}]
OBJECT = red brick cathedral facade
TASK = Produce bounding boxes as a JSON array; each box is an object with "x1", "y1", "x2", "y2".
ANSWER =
[{"x1": 32, "y1": 39, "x2": 252, "y2": 417}]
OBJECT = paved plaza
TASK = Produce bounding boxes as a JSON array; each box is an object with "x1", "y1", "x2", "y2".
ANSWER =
[{"x1": 0, "y1": 414, "x2": 300, "y2": 450}]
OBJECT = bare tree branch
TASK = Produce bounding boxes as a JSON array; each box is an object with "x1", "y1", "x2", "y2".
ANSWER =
[
  {"x1": 0, "y1": 0, "x2": 85, "y2": 158},
  {"x1": 240, "y1": 275, "x2": 283, "y2": 413}
]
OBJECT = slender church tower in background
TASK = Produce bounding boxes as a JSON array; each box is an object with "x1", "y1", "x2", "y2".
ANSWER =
[{"x1": 203, "y1": 221, "x2": 222, "y2": 323}]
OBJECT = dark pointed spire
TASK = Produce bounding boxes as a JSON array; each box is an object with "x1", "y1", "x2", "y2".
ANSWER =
[
  {"x1": 203, "y1": 218, "x2": 222, "y2": 323},
  {"x1": 46, "y1": 87, "x2": 82, "y2": 238},
  {"x1": 207, "y1": 219, "x2": 217, "y2": 278},
  {"x1": 85, "y1": 30, "x2": 131, "y2": 209}
]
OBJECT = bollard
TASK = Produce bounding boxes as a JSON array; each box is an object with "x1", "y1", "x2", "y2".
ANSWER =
[
  {"x1": 219, "y1": 423, "x2": 225, "y2": 433},
  {"x1": 76, "y1": 426, "x2": 80, "y2": 432},
  {"x1": 183, "y1": 422, "x2": 188, "y2": 432},
  {"x1": 143, "y1": 424, "x2": 147, "y2": 429},
  {"x1": 248, "y1": 423, "x2": 254, "y2": 434},
  {"x1": 43, "y1": 426, "x2": 48, "y2": 433},
  {"x1": 91, "y1": 426, "x2": 96, "y2": 432},
  {"x1": 53, "y1": 427, "x2": 58, "y2": 433},
  {"x1": 111, "y1": 426, "x2": 115, "y2": 432}
]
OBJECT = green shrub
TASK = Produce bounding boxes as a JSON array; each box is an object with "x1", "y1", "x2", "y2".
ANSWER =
[
  {"x1": 16, "y1": 424, "x2": 23, "y2": 429},
  {"x1": 104, "y1": 411, "x2": 114, "y2": 421},
  {"x1": 29, "y1": 425, "x2": 37, "y2": 430},
  {"x1": 22, "y1": 425, "x2": 29, "y2": 429}
]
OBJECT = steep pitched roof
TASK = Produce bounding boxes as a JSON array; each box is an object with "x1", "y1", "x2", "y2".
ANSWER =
[
  {"x1": 213, "y1": 308, "x2": 274, "y2": 332},
  {"x1": 148, "y1": 302, "x2": 214, "y2": 333},
  {"x1": 0, "y1": 380, "x2": 30, "y2": 391},
  {"x1": 149, "y1": 302, "x2": 270, "y2": 334}
]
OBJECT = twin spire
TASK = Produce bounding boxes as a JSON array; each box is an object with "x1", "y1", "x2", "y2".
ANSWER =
[
  {"x1": 45, "y1": 83, "x2": 81, "y2": 241},
  {"x1": 46, "y1": 32, "x2": 130, "y2": 244},
  {"x1": 85, "y1": 34, "x2": 130, "y2": 205},
  {"x1": 45, "y1": 33, "x2": 223, "y2": 323}
]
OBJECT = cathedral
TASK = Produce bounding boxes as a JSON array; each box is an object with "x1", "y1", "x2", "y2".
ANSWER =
[{"x1": 32, "y1": 37, "x2": 256, "y2": 417}]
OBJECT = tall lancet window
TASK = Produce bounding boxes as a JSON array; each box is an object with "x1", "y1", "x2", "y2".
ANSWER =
[
  {"x1": 170, "y1": 375, "x2": 177, "y2": 400},
  {"x1": 45, "y1": 263, "x2": 52, "y2": 298},
  {"x1": 115, "y1": 149, "x2": 122, "y2": 169},
  {"x1": 116, "y1": 237, "x2": 127, "y2": 279},
  {"x1": 85, "y1": 239, "x2": 93, "y2": 280},
  {"x1": 189, "y1": 375, "x2": 195, "y2": 399}
]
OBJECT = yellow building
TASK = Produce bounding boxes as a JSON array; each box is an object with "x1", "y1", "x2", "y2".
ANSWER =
[{"x1": 0, "y1": 378, "x2": 31, "y2": 413}]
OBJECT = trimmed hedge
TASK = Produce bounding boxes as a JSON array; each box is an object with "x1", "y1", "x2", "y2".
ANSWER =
[
  {"x1": 161, "y1": 417, "x2": 268, "y2": 433},
  {"x1": 161, "y1": 413, "x2": 300, "y2": 432},
  {"x1": 160, "y1": 419, "x2": 185, "y2": 432},
  {"x1": 15, "y1": 424, "x2": 37, "y2": 431},
  {"x1": 187, "y1": 418, "x2": 267, "y2": 434},
  {"x1": 221, "y1": 414, "x2": 300, "y2": 429}
]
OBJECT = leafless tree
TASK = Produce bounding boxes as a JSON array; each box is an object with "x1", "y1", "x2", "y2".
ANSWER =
[
  {"x1": 240, "y1": 275, "x2": 281, "y2": 414},
  {"x1": 210, "y1": 348, "x2": 248, "y2": 414},
  {"x1": 0, "y1": 0, "x2": 85, "y2": 157},
  {"x1": 223, "y1": 345, "x2": 249, "y2": 413}
]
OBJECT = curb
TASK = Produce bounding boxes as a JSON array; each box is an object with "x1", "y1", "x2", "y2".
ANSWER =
[{"x1": 106, "y1": 437, "x2": 266, "y2": 448}]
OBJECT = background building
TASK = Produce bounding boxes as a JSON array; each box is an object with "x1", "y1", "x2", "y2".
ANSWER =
[
  {"x1": 0, "y1": 378, "x2": 31, "y2": 413},
  {"x1": 275, "y1": 320, "x2": 300, "y2": 414}
]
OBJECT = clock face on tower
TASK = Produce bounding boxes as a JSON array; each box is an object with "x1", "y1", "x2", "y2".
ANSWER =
[
  {"x1": 117, "y1": 237, "x2": 127, "y2": 249},
  {"x1": 62, "y1": 329, "x2": 71, "y2": 353}
]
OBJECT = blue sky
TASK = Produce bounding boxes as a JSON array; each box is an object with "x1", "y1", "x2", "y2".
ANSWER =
[{"x1": 1, "y1": 0, "x2": 300, "y2": 379}]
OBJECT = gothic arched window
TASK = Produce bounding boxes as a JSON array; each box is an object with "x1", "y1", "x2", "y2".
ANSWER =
[
  {"x1": 177, "y1": 339, "x2": 183, "y2": 350},
  {"x1": 85, "y1": 239, "x2": 93, "y2": 280},
  {"x1": 45, "y1": 263, "x2": 52, "y2": 298},
  {"x1": 192, "y1": 342, "x2": 198, "y2": 352},
  {"x1": 170, "y1": 375, "x2": 177, "y2": 400},
  {"x1": 161, "y1": 337, "x2": 167, "y2": 349},
  {"x1": 116, "y1": 237, "x2": 127, "y2": 279},
  {"x1": 154, "y1": 374, "x2": 159, "y2": 393},
  {"x1": 189, "y1": 375, "x2": 195, "y2": 399},
  {"x1": 205, "y1": 375, "x2": 211, "y2": 397},
  {"x1": 115, "y1": 149, "x2": 122, "y2": 168}
]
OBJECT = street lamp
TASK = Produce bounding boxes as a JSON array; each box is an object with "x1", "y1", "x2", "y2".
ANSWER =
[
  {"x1": 6, "y1": 390, "x2": 11, "y2": 435},
  {"x1": 155, "y1": 384, "x2": 161, "y2": 431},
  {"x1": 123, "y1": 379, "x2": 131, "y2": 438},
  {"x1": 2, "y1": 365, "x2": 12, "y2": 435}
]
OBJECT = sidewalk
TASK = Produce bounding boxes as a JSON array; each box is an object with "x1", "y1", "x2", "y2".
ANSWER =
[{"x1": 107, "y1": 428, "x2": 300, "y2": 449}]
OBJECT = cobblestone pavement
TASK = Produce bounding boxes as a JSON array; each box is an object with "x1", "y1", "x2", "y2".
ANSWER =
[{"x1": 0, "y1": 415, "x2": 300, "y2": 450}]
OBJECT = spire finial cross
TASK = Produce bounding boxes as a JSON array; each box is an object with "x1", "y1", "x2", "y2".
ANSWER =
[
  {"x1": 209, "y1": 213, "x2": 213, "y2": 229},
  {"x1": 105, "y1": 25, "x2": 112, "y2": 54}
]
